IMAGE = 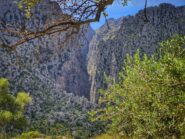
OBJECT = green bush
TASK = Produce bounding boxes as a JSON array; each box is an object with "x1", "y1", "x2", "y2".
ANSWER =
[
  {"x1": 16, "y1": 131, "x2": 44, "y2": 139},
  {"x1": 91, "y1": 35, "x2": 185, "y2": 138},
  {"x1": 95, "y1": 134, "x2": 121, "y2": 139}
]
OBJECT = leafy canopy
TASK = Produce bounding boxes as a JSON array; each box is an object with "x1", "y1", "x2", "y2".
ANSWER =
[{"x1": 91, "y1": 35, "x2": 185, "y2": 138}]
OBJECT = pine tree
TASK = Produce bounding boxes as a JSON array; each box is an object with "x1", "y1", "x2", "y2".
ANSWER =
[{"x1": 0, "y1": 78, "x2": 32, "y2": 137}]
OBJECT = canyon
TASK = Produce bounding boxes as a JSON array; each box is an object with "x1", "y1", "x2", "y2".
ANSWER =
[{"x1": 0, "y1": 0, "x2": 185, "y2": 126}]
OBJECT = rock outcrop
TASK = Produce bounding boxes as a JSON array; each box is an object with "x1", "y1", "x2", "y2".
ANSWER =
[
  {"x1": 87, "y1": 3, "x2": 185, "y2": 103},
  {"x1": 1, "y1": 0, "x2": 185, "y2": 126},
  {"x1": 0, "y1": 0, "x2": 93, "y2": 126},
  {"x1": 0, "y1": 0, "x2": 94, "y2": 98}
]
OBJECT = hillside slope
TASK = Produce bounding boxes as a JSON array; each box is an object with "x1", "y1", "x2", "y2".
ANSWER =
[
  {"x1": 0, "y1": 0, "x2": 93, "y2": 128},
  {"x1": 87, "y1": 3, "x2": 185, "y2": 103}
]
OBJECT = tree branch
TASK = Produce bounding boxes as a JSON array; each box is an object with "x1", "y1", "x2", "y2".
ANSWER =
[{"x1": 0, "y1": 0, "x2": 114, "y2": 50}]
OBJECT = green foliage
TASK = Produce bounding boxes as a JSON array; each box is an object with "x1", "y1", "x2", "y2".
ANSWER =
[
  {"x1": 0, "y1": 78, "x2": 32, "y2": 134},
  {"x1": 16, "y1": 131, "x2": 44, "y2": 139},
  {"x1": 16, "y1": 92, "x2": 32, "y2": 109},
  {"x1": 91, "y1": 35, "x2": 185, "y2": 138},
  {"x1": 31, "y1": 120, "x2": 105, "y2": 139},
  {"x1": 49, "y1": 123, "x2": 72, "y2": 137},
  {"x1": 18, "y1": 0, "x2": 40, "y2": 18},
  {"x1": 95, "y1": 134, "x2": 121, "y2": 139}
]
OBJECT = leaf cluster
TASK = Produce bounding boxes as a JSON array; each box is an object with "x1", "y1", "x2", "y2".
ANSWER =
[
  {"x1": 91, "y1": 35, "x2": 185, "y2": 138},
  {"x1": 0, "y1": 78, "x2": 32, "y2": 134}
]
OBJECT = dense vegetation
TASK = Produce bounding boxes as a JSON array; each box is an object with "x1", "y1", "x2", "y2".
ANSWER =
[
  {"x1": 1, "y1": 36, "x2": 185, "y2": 138},
  {"x1": 0, "y1": 80, "x2": 104, "y2": 138},
  {"x1": 91, "y1": 35, "x2": 185, "y2": 138}
]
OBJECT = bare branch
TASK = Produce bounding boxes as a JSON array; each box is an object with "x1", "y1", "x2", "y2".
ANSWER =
[{"x1": 0, "y1": 0, "x2": 114, "y2": 50}]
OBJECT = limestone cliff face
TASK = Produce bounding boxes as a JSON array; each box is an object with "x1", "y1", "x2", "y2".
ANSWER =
[
  {"x1": 87, "y1": 3, "x2": 185, "y2": 103},
  {"x1": 0, "y1": 0, "x2": 94, "y2": 98},
  {"x1": 0, "y1": 0, "x2": 93, "y2": 125},
  {"x1": 1, "y1": 1, "x2": 185, "y2": 122}
]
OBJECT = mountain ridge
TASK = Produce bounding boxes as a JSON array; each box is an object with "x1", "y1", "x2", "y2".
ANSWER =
[
  {"x1": 0, "y1": 1, "x2": 185, "y2": 126},
  {"x1": 0, "y1": 0, "x2": 93, "y2": 128},
  {"x1": 87, "y1": 3, "x2": 185, "y2": 103}
]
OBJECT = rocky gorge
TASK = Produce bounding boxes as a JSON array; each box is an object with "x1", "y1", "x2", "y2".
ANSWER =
[
  {"x1": 88, "y1": 3, "x2": 185, "y2": 103},
  {"x1": 0, "y1": 0, "x2": 185, "y2": 132}
]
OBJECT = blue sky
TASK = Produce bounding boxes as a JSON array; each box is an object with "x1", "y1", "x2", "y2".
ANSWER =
[{"x1": 91, "y1": 0, "x2": 185, "y2": 30}]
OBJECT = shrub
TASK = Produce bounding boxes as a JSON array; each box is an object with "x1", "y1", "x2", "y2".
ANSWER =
[
  {"x1": 91, "y1": 35, "x2": 185, "y2": 138},
  {"x1": 95, "y1": 134, "x2": 121, "y2": 139},
  {"x1": 16, "y1": 131, "x2": 44, "y2": 139}
]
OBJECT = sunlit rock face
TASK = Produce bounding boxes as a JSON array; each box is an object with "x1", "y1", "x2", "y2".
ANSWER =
[
  {"x1": 87, "y1": 3, "x2": 185, "y2": 103},
  {"x1": 0, "y1": 0, "x2": 94, "y2": 98},
  {"x1": 1, "y1": 0, "x2": 185, "y2": 123},
  {"x1": 0, "y1": 0, "x2": 94, "y2": 125}
]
